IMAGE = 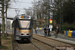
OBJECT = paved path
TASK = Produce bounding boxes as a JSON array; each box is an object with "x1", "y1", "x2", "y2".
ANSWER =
[{"x1": 33, "y1": 29, "x2": 75, "y2": 42}]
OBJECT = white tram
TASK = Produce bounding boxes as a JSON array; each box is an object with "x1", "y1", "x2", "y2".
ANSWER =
[{"x1": 12, "y1": 15, "x2": 33, "y2": 41}]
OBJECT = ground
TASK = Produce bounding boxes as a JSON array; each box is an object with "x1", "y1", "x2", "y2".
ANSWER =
[{"x1": 0, "y1": 34, "x2": 12, "y2": 50}]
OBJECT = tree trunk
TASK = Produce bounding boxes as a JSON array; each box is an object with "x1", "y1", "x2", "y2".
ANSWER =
[
  {"x1": 5, "y1": 2, "x2": 8, "y2": 37},
  {"x1": 2, "y1": 0, "x2": 5, "y2": 37}
]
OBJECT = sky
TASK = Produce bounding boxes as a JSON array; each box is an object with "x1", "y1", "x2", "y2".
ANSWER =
[
  {"x1": 0, "y1": 0, "x2": 54, "y2": 24},
  {"x1": 7, "y1": 0, "x2": 38, "y2": 17},
  {"x1": 7, "y1": 0, "x2": 54, "y2": 17},
  {"x1": 0, "y1": 0, "x2": 38, "y2": 24}
]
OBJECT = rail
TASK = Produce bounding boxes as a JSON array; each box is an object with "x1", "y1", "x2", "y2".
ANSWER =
[
  {"x1": 33, "y1": 34, "x2": 75, "y2": 50},
  {"x1": 34, "y1": 34, "x2": 75, "y2": 46},
  {"x1": 33, "y1": 38, "x2": 58, "y2": 50},
  {"x1": 16, "y1": 42, "x2": 21, "y2": 50},
  {"x1": 11, "y1": 35, "x2": 21, "y2": 50},
  {"x1": 31, "y1": 42, "x2": 42, "y2": 50}
]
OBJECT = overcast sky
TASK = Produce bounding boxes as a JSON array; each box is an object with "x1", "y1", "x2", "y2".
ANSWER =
[
  {"x1": 7, "y1": 0, "x2": 38, "y2": 17},
  {"x1": 0, "y1": 0, "x2": 54, "y2": 24},
  {"x1": 7, "y1": 0, "x2": 54, "y2": 17},
  {"x1": 0, "y1": 0, "x2": 39, "y2": 24}
]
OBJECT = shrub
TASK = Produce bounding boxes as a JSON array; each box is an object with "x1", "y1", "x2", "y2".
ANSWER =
[{"x1": 62, "y1": 25, "x2": 74, "y2": 30}]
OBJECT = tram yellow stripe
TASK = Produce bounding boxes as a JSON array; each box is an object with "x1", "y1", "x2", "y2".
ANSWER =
[
  {"x1": 19, "y1": 30, "x2": 31, "y2": 33},
  {"x1": 16, "y1": 28, "x2": 31, "y2": 33}
]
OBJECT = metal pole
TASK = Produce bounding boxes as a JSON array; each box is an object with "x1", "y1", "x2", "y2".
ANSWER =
[
  {"x1": 48, "y1": 0, "x2": 51, "y2": 36},
  {"x1": 0, "y1": 24, "x2": 1, "y2": 46},
  {"x1": 53, "y1": 10, "x2": 54, "y2": 28},
  {"x1": 48, "y1": 0, "x2": 50, "y2": 25},
  {"x1": 0, "y1": 0, "x2": 2, "y2": 46},
  {"x1": 60, "y1": 0, "x2": 61, "y2": 32}
]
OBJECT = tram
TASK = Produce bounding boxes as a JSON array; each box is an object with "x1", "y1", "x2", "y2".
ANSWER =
[{"x1": 12, "y1": 15, "x2": 33, "y2": 41}]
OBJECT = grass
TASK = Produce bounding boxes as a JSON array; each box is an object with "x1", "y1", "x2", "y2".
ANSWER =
[
  {"x1": 4, "y1": 37, "x2": 10, "y2": 40},
  {"x1": 4, "y1": 41, "x2": 11, "y2": 44},
  {"x1": 0, "y1": 45, "x2": 8, "y2": 49},
  {"x1": 1, "y1": 37, "x2": 10, "y2": 40},
  {"x1": 0, "y1": 34, "x2": 12, "y2": 50}
]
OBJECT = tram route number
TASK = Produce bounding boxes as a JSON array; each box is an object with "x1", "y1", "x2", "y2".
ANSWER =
[{"x1": 56, "y1": 46, "x2": 75, "y2": 50}]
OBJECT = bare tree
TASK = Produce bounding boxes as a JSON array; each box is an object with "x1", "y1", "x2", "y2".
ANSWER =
[
  {"x1": 24, "y1": 7, "x2": 33, "y2": 16},
  {"x1": 32, "y1": 0, "x2": 44, "y2": 19},
  {"x1": 0, "y1": 0, "x2": 10, "y2": 46}
]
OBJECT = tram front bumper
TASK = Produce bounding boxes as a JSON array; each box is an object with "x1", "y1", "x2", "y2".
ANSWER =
[{"x1": 19, "y1": 36, "x2": 31, "y2": 39}]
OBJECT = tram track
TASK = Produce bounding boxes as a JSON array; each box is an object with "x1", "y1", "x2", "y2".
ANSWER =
[
  {"x1": 12, "y1": 34, "x2": 75, "y2": 50},
  {"x1": 32, "y1": 38, "x2": 58, "y2": 50},
  {"x1": 14, "y1": 40, "x2": 42, "y2": 50},
  {"x1": 16, "y1": 41, "x2": 21, "y2": 50},
  {"x1": 32, "y1": 38, "x2": 57, "y2": 50},
  {"x1": 15, "y1": 39, "x2": 55, "y2": 50},
  {"x1": 16, "y1": 38, "x2": 59, "y2": 50},
  {"x1": 31, "y1": 42, "x2": 42, "y2": 50},
  {"x1": 34, "y1": 34, "x2": 75, "y2": 46},
  {"x1": 33, "y1": 34, "x2": 75, "y2": 50}
]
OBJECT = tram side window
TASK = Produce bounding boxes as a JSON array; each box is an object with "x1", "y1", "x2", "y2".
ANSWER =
[
  {"x1": 15, "y1": 19, "x2": 19, "y2": 28},
  {"x1": 12, "y1": 22, "x2": 14, "y2": 27},
  {"x1": 31, "y1": 19, "x2": 33, "y2": 28},
  {"x1": 13, "y1": 20, "x2": 17, "y2": 28},
  {"x1": 12, "y1": 21, "x2": 15, "y2": 27}
]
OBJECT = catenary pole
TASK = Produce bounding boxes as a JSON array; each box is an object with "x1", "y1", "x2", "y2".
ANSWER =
[
  {"x1": 0, "y1": 24, "x2": 1, "y2": 46},
  {"x1": 60, "y1": 0, "x2": 61, "y2": 32}
]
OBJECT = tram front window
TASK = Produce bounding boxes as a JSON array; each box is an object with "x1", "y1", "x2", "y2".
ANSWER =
[{"x1": 20, "y1": 20, "x2": 30, "y2": 28}]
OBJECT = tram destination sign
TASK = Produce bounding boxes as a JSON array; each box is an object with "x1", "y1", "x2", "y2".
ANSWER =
[{"x1": 20, "y1": 16, "x2": 31, "y2": 19}]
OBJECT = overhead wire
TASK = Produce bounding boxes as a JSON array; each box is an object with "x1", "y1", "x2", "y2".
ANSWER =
[
  {"x1": 18, "y1": 0, "x2": 22, "y2": 8},
  {"x1": 11, "y1": 1, "x2": 32, "y2": 3},
  {"x1": 15, "y1": 0, "x2": 23, "y2": 15},
  {"x1": 8, "y1": 7, "x2": 33, "y2": 10},
  {"x1": 8, "y1": 0, "x2": 33, "y2": 16}
]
